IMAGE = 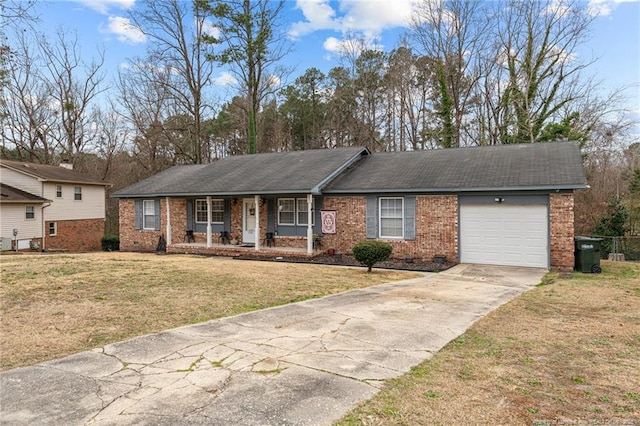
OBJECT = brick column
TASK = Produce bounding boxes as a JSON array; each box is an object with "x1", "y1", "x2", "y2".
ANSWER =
[{"x1": 549, "y1": 193, "x2": 575, "y2": 273}]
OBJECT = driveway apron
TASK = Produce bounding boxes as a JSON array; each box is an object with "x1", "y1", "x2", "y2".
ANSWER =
[{"x1": 0, "y1": 264, "x2": 545, "y2": 425}]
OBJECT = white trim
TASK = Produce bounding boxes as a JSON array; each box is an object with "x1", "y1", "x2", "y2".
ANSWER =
[
  {"x1": 379, "y1": 197, "x2": 404, "y2": 239},
  {"x1": 277, "y1": 198, "x2": 295, "y2": 225},
  {"x1": 25, "y1": 205, "x2": 35, "y2": 220},
  {"x1": 255, "y1": 195, "x2": 261, "y2": 251},
  {"x1": 206, "y1": 196, "x2": 212, "y2": 248},
  {"x1": 306, "y1": 194, "x2": 313, "y2": 254},
  {"x1": 195, "y1": 198, "x2": 224, "y2": 224},
  {"x1": 48, "y1": 221, "x2": 57, "y2": 236},
  {"x1": 142, "y1": 200, "x2": 156, "y2": 230},
  {"x1": 165, "y1": 197, "x2": 172, "y2": 246},
  {"x1": 296, "y1": 198, "x2": 315, "y2": 226}
]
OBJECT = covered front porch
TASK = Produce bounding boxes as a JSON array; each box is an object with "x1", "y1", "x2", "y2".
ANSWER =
[{"x1": 163, "y1": 193, "x2": 324, "y2": 256}]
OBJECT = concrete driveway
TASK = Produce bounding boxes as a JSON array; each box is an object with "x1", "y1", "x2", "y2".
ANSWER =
[{"x1": 1, "y1": 264, "x2": 545, "y2": 425}]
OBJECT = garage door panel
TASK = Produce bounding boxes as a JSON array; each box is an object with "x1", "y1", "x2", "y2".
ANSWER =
[{"x1": 460, "y1": 205, "x2": 548, "y2": 268}]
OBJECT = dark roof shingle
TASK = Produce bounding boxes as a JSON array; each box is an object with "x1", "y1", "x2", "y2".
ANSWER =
[
  {"x1": 113, "y1": 147, "x2": 369, "y2": 197},
  {"x1": 0, "y1": 160, "x2": 111, "y2": 186},
  {"x1": 325, "y1": 141, "x2": 587, "y2": 193},
  {"x1": 0, "y1": 183, "x2": 50, "y2": 203}
]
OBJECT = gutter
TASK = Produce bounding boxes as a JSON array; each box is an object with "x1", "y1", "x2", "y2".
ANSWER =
[{"x1": 322, "y1": 184, "x2": 589, "y2": 194}]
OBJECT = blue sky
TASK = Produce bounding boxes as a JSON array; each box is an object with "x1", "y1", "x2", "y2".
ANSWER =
[{"x1": 27, "y1": 0, "x2": 640, "y2": 119}]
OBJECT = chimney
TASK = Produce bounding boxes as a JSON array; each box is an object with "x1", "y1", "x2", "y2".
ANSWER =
[{"x1": 59, "y1": 159, "x2": 73, "y2": 170}]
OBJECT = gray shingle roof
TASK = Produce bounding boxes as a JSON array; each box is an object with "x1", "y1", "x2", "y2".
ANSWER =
[
  {"x1": 325, "y1": 141, "x2": 587, "y2": 193},
  {"x1": 0, "y1": 183, "x2": 50, "y2": 203},
  {"x1": 0, "y1": 160, "x2": 111, "y2": 186},
  {"x1": 112, "y1": 147, "x2": 370, "y2": 197},
  {"x1": 112, "y1": 142, "x2": 586, "y2": 198}
]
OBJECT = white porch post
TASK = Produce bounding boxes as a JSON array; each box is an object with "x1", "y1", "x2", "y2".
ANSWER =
[
  {"x1": 254, "y1": 194, "x2": 261, "y2": 251},
  {"x1": 307, "y1": 193, "x2": 313, "y2": 254},
  {"x1": 165, "y1": 197, "x2": 172, "y2": 245},
  {"x1": 206, "y1": 196, "x2": 212, "y2": 248}
]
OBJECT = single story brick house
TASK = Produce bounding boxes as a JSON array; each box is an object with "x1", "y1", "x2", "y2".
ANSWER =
[{"x1": 112, "y1": 142, "x2": 587, "y2": 272}]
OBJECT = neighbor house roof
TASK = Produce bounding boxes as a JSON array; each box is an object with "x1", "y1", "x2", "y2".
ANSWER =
[
  {"x1": 324, "y1": 141, "x2": 588, "y2": 193},
  {"x1": 112, "y1": 147, "x2": 370, "y2": 197},
  {"x1": 0, "y1": 160, "x2": 111, "y2": 186},
  {"x1": 0, "y1": 183, "x2": 50, "y2": 204}
]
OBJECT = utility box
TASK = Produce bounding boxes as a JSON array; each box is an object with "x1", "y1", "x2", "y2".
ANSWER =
[
  {"x1": 0, "y1": 237, "x2": 11, "y2": 251},
  {"x1": 574, "y1": 236, "x2": 602, "y2": 273}
]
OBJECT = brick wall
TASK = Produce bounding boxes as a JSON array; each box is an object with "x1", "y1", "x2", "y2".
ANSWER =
[
  {"x1": 119, "y1": 199, "x2": 160, "y2": 252},
  {"x1": 45, "y1": 218, "x2": 104, "y2": 252},
  {"x1": 549, "y1": 193, "x2": 575, "y2": 273},
  {"x1": 321, "y1": 195, "x2": 458, "y2": 262}
]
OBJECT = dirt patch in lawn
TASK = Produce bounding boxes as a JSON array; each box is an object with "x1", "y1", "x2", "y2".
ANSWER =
[
  {"x1": 0, "y1": 252, "x2": 420, "y2": 371},
  {"x1": 337, "y1": 261, "x2": 640, "y2": 425}
]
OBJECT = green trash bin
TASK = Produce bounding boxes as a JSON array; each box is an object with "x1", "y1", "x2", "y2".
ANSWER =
[{"x1": 574, "y1": 236, "x2": 602, "y2": 273}]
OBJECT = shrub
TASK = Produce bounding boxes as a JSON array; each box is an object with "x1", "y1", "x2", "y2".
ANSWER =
[
  {"x1": 101, "y1": 234, "x2": 120, "y2": 251},
  {"x1": 352, "y1": 240, "x2": 393, "y2": 272}
]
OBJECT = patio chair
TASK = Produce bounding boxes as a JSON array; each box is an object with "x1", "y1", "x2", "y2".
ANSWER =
[
  {"x1": 219, "y1": 231, "x2": 231, "y2": 245},
  {"x1": 184, "y1": 230, "x2": 195, "y2": 243},
  {"x1": 264, "y1": 232, "x2": 275, "y2": 247}
]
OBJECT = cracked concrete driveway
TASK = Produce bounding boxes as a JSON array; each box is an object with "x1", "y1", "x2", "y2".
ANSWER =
[{"x1": 0, "y1": 264, "x2": 545, "y2": 425}]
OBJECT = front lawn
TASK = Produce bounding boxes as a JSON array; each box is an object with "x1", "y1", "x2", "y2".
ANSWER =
[
  {"x1": 0, "y1": 252, "x2": 418, "y2": 370},
  {"x1": 337, "y1": 261, "x2": 640, "y2": 424}
]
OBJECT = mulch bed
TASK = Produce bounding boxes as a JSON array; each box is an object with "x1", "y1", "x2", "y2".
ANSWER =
[{"x1": 234, "y1": 252, "x2": 455, "y2": 272}]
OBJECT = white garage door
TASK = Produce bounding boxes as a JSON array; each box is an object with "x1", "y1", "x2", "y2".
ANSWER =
[{"x1": 460, "y1": 204, "x2": 548, "y2": 268}]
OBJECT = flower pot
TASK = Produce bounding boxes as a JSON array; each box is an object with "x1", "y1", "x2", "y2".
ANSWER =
[{"x1": 327, "y1": 248, "x2": 336, "y2": 256}]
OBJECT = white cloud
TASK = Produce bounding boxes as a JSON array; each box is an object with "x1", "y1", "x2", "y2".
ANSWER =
[
  {"x1": 71, "y1": 0, "x2": 136, "y2": 15},
  {"x1": 290, "y1": 0, "x2": 416, "y2": 58},
  {"x1": 290, "y1": 0, "x2": 417, "y2": 38},
  {"x1": 201, "y1": 18, "x2": 221, "y2": 39},
  {"x1": 587, "y1": 0, "x2": 638, "y2": 17},
  {"x1": 211, "y1": 72, "x2": 238, "y2": 87},
  {"x1": 100, "y1": 16, "x2": 147, "y2": 44}
]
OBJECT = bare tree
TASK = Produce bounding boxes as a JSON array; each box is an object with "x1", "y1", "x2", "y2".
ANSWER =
[
  {"x1": 117, "y1": 59, "x2": 177, "y2": 174},
  {"x1": 39, "y1": 29, "x2": 106, "y2": 160},
  {"x1": 495, "y1": 0, "x2": 595, "y2": 144},
  {"x1": 2, "y1": 27, "x2": 105, "y2": 163},
  {"x1": 411, "y1": 0, "x2": 487, "y2": 147},
  {"x1": 129, "y1": 0, "x2": 216, "y2": 164}
]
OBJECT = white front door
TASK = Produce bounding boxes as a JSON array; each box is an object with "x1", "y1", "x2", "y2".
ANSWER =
[{"x1": 243, "y1": 198, "x2": 257, "y2": 244}]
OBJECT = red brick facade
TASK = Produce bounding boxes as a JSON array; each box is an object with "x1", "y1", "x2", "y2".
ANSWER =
[
  {"x1": 320, "y1": 195, "x2": 458, "y2": 262},
  {"x1": 45, "y1": 218, "x2": 105, "y2": 252},
  {"x1": 549, "y1": 193, "x2": 576, "y2": 273},
  {"x1": 118, "y1": 192, "x2": 576, "y2": 270}
]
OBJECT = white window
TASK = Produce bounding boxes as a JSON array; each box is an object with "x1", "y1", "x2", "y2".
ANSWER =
[
  {"x1": 143, "y1": 200, "x2": 156, "y2": 230},
  {"x1": 279, "y1": 198, "x2": 315, "y2": 226},
  {"x1": 278, "y1": 198, "x2": 295, "y2": 225},
  {"x1": 56, "y1": 185, "x2": 62, "y2": 198},
  {"x1": 74, "y1": 186, "x2": 82, "y2": 201},
  {"x1": 195, "y1": 200, "x2": 207, "y2": 223},
  {"x1": 379, "y1": 197, "x2": 404, "y2": 238},
  {"x1": 195, "y1": 199, "x2": 224, "y2": 223},
  {"x1": 25, "y1": 206, "x2": 35, "y2": 220},
  {"x1": 49, "y1": 222, "x2": 57, "y2": 236},
  {"x1": 296, "y1": 198, "x2": 315, "y2": 226}
]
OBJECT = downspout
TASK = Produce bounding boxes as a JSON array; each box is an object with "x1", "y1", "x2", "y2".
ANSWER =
[
  {"x1": 165, "y1": 197, "x2": 171, "y2": 245},
  {"x1": 307, "y1": 193, "x2": 313, "y2": 254},
  {"x1": 41, "y1": 202, "x2": 51, "y2": 252}
]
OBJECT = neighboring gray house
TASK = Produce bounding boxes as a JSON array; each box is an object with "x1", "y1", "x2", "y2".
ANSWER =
[{"x1": 113, "y1": 142, "x2": 587, "y2": 272}]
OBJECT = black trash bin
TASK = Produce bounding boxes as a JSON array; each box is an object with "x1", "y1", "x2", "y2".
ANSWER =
[{"x1": 574, "y1": 236, "x2": 602, "y2": 273}]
